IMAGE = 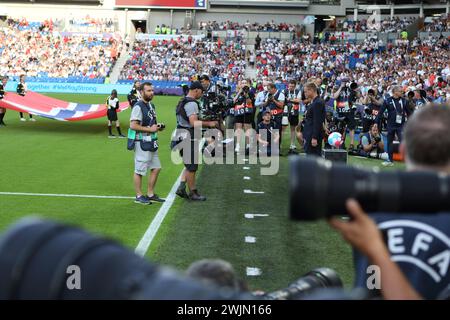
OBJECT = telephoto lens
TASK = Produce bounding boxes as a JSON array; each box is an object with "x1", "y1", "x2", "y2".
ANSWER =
[
  {"x1": 264, "y1": 268, "x2": 343, "y2": 300},
  {"x1": 0, "y1": 219, "x2": 251, "y2": 300},
  {"x1": 290, "y1": 157, "x2": 450, "y2": 221}
]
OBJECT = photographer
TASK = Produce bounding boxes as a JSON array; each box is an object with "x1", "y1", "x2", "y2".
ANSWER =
[
  {"x1": 130, "y1": 82, "x2": 165, "y2": 205},
  {"x1": 174, "y1": 81, "x2": 218, "y2": 201},
  {"x1": 127, "y1": 80, "x2": 141, "y2": 108},
  {"x1": 265, "y1": 83, "x2": 286, "y2": 152},
  {"x1": 355, "y1": 123, "x2": 388, "y2": 160},
  {"x1": 340, "y1": 104, "x2": 450, "y2": 299},
  {"x1": 333, "y1": 80, "x2": 359, "y2": 150},
  {"x1": 329, "y1": 199, "x2": 422, "y2": 300},
  {"x1": 233, "y1": 79, "x2": 255, "y2": 153},
  {"x1": 284, "y1": 80, "x2": 302, "y2": 153},
  {"x1": 254, "y1": 80, "x2": 270, "y2": 125},
  {"x1": 361, "y1": 87, "x2": 383, "y2": 133}
]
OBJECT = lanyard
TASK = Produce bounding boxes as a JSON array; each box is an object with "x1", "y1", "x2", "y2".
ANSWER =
[{"x1": 391, "y1": 98, "x2": 403, "y2": 114}]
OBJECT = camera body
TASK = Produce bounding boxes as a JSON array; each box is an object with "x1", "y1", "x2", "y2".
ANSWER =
[
  {"x1": 200, "y1": 88, "x2": 231, "y2": 121},
  {"x1": 157, "y1": 123, "x2": 166, "y2": 130},
  {"x1": 373, "y1": 135, "x2": 381, "y2": 143}
]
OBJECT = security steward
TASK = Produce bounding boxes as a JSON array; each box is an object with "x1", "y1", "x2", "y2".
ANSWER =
[
  {"x1": 174, "y1": 81, "x2": 218, "y2": 201},
  {"x1": 376, "y1": 85, "x2": 410, "y2": 166}
]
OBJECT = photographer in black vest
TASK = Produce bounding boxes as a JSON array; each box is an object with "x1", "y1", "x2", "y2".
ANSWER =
[
  {"x1": 233, "y1": 79, "x2": 255, "y2": 153},
  {"x1": 331, "y1": 104, "x2": 450, "y2": 299},
  {"x1": 283, "y1": 80, "x2": 302, "y2": 154},
  {"x1": 174, "y1": 81, "x2": 218, "y2": 201}
]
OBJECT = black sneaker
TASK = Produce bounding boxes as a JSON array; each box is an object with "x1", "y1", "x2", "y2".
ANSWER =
[
  {"x1": 134, "y1": 195, "x2": 151, "y2": 205},
  {"x1": 108, "y1": 134, "x2": 116, "y2": 139},
  {"x1": 118, "y1": 134, "x2": 126, "y2": 139},
  {"x1": 189, "y1": 191, "x2": 206, "y2": 201},
  {"x1": 176, "y1": 187, "x2": 189, "y2": 199},
  {"x1": 147, "y1": 194, "x2": 165, "y2": 203}
]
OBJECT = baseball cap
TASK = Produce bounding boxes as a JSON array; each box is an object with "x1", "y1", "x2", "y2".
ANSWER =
[{"x1": 189, "y1": 81, "x2": 204, "y2": 91}]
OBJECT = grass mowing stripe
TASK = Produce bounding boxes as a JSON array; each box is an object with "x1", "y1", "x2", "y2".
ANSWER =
[{"x1": 0, "y1": 191, "x2": 134, "y2": 199}]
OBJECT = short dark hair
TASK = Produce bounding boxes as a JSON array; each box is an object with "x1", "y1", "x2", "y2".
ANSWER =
[
  {"x1": 404, "y1": 104, "x2": 450, "y2": 167},
  {"x1": 139, "y1": 82, "x2": 153, "y2": 91},
  {"x1": 267, "y1": 83, "x2": 277, "y2": 91},
  {"x1": 186, "y1": 259, "x2": 240, "y2": 291},
  {"x1": 289, "y1": 80, "x2": 297, "y2": 86},
  {"x1": 199, "y1": 74, "x2": 210, "y2": 81}
]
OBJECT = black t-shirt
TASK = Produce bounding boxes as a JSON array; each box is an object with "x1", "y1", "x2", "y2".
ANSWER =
[
  {"x1": 17, "y1": 83, "x2": 26, "y2": 96},
  {"x1": 0, "y1": 84, "x2": 5, "y2": 99},
  {"x1": 257, "y1": 120, "x2": 279, "y2": 145}
]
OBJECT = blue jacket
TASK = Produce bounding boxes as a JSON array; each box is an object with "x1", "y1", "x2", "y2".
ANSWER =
[{"x1": 375, "y1": 96, "x2": 410, "y2": 130}]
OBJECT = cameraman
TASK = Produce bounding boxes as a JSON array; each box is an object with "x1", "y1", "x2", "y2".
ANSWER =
[
  {"x1": 199, "y1": 74, "x2": 216, "y2": 116},
  {"x1": 174, "y1": 81, "x2": 218, "y2": 201},
  {"x1": 361, "y1": 87, "x2": 383, "y2": 133},
  {"x1": 336, "y1": 104, "x2": 450, "y2": 299},
  {"x1": 284, "y1": 80, "x2": 302, "y2": 153},
  {"x1": 333, "y1": 80, "x2": 359, "y2": 150},
  {"x1": 127, "y1": 80, "x2": 141, "y2": 108},
  {"x1": 356, "y1": 123, "x2": 387, "y2": 160},
  {"x1": 233, "y1": 79, "x2": 255, "y2": 153}
]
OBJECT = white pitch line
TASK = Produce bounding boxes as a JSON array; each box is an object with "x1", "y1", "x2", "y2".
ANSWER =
[
  {"x1": 243, "y1": 167, "x2": 250, "y2": 170},
  {"x1": 245, "y1": 236, "x2": 256, "y2": 243},
  {"x1": 0, "y1": 191, "x2": 134, "y2": 199},
  {"x1": 243, "y1": 176, "x2": 251, "y2": 180},
  {"x1": 246, "y1": 267, "x2": 262, "y2": 276},
  {"x1": 244, "y1": 213, "x2": 269, "y2": 219},
  {"x1": 135, "y1": 172, "x2": 183, "y2": 256},
  {"x1": 243, "y1": 189, "x2": 265, "y2": 194}
]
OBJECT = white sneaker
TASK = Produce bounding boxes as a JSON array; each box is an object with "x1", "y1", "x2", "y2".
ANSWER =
[
  {"x1": 20, "y1": 118, "x2": 26, "y2": 122},
  {"x1": 29, "y1": 118, "x2": 36, "y2": 122},
  {"x1": 235, "y1": 144, "x2": 240, "y2": 153},
  {"x1": 382, "y1": 161, "x2": 394, "y2": 167},
  {"x1": 290, "y1": 144, "x2": 297, "y2": 150}
]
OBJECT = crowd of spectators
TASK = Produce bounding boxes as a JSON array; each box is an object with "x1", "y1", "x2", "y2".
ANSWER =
[
  {"x1": 197, "y1": 20, "x2": 298, "y2": 32},
  {"x1": 120, "y1": 37, "x2": 247, "y2": 83},
  {"x1": 422, "y1": 14, "x2": 450, "y2": 32},
  {"x1": 0, "y1": 18, "x2": 122, "y2": 79},
  {"x1": 253, "y1": 35, "x2": 450, "y2": 104},
  {"x1": 66, "y1": 15, "x2": 117, "y2": 33},
  {"x1": 334, "y1": 16, "x2": 415, "y2": 33}
]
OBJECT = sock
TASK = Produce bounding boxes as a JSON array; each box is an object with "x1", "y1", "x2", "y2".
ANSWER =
[
  {"x1": 117, "y1": 126, "x2": 122, "y2": 135},
  {"x1": 0, "y1": 113, "x2": 4, "y2": 123},
  {"x1": 29, "y1": 114, "x2": 33, "y2": 119},
  {"x1": 178, "y1": 181, "x2": 186, "y2": 190},
  {"x1": 20, "y1": 112, "x2": 24, "y2": 118},
  {"x1": 108, "y1": 125, "x2": 112, "y2": 135}
]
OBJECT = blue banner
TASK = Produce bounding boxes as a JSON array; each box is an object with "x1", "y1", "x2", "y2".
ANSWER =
[{"x1": 5, "y1": 82, "x2": 133, "y2": 95}]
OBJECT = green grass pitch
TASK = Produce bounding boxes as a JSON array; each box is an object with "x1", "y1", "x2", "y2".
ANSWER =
[{"x1": 0, "y1": 93, "x2": 405, "y2": 292}]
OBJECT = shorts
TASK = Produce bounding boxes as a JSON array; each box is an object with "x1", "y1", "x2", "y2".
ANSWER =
[
  {"x1": 134, "y1": 143, "x2": 161, "y2": 176},
  {"x1": 179, "y1": 139, "x2": 199, "y2": 172},
  {"x1": 338, "y1": 113, "x2": 356, "y2": 130},
  {"x1": 107, "y1": 109, "x2": 118, "y2": 121},
  {"x1": 234, "y1": 113, "x2": 253, "y2": 124},
  {"x1": 289, "y1": 114, "x2": 299, "y2": 126}
]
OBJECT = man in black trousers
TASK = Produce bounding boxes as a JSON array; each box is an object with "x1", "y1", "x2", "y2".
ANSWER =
[
  {"x1": 375, "y1": 85, "x2": 410, "y2": 166},
  {"x1": 302, "y1": 82, "x2": 325, "y2": 156}
]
